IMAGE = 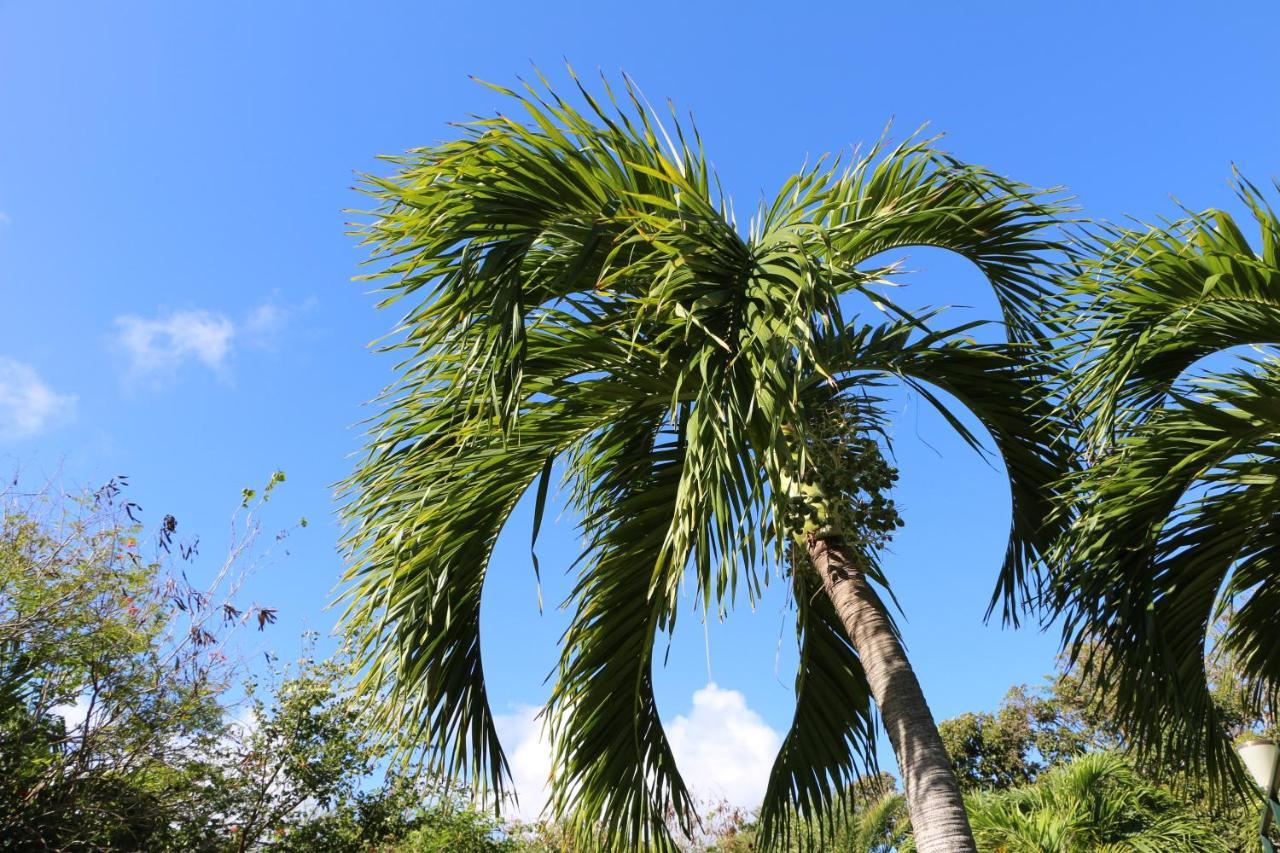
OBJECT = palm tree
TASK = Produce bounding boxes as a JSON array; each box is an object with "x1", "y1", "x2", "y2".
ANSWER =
[
  {"x1": 338, "y1": 73, "x2": 1067, "y2": 852},
  {"x1": 1049, "y1": 179, "x2": 1280, "y2": 787}
]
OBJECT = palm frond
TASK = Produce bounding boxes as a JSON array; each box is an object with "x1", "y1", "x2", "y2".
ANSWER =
[
  {"x1": 1051, "y1": 178, "x2": 1280, "y2": 791},
  {"x1": 1052, "y1": 365, "x2": 1280, "y2": 788},
  {"x1": 1061, "y1": 176, "x2": 1280, "y2": 447},
  {"x1": 352, "y1": 70, "x2": 733, "y2": 431},
  {"x1": 341, "y1": 72, "x2": 735, "y2": 807},
  {"x1": 546, "y1": 412, "x2": 695, "y2": 852},
  {"x1": 815, "y1": 319, "x2": 1074, "y2": 622},
  {"x1": 759, "y1": 133, "x2": 1069, "y2": 341},
  {"x1": 338, "y1": 392, "x2": 605, "y2": 799}
]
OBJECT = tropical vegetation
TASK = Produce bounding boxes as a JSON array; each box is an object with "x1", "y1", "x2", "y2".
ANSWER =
[
  {"x1": 0, "y1": 478, "x2": 517, "y2": 851},
  {"x1": 7, "y1": 69, "x2": 1280, "y2": 853},
  {"x1": 337, "y1": 73, "x2": 1072, "y2": 852},
  {"x1": 2, "y1": 477, "x2": 1263, "y2": 852},
  {"x1": 1048, "y1": 177, "x2": 1280, "y2": 790}
]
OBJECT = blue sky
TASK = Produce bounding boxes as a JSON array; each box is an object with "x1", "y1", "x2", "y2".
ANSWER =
[{"x1": 2, "y1": 0, "x2": 1277, "y2": 813}]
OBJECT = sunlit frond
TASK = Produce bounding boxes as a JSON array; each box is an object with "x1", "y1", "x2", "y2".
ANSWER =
[{"x1": 759, "y1": 134, "x2": 1067, "y2": 341}]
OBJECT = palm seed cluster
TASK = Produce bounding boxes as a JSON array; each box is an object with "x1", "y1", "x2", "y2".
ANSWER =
[{"x1": 782, "y1": 406, "x2": 904, "y2": 550}]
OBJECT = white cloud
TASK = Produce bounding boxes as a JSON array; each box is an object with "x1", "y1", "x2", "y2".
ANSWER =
[
  {"x1": 495, "y1": 704, "x2": 554, "y2": 821},
  {"x1": 0, "y1": 357, "x2": 76, "y2": 440},
  {"x1": 114, "y1": 298, "x2": 312, "y2": 381},
  {"x1": 668, "y1": 683, "x2": 782, "y2": 808},
  {"x1": 244, "y1": 295, "x2": 317, "y2": 344},
  {"x1": 0, "y1": 212, "x2": 11, "y2": 227},
  {"x1": 497, "y1": 683, "x2": 782, "y2": 823},
  {"x1": 116, "y1": 310, "x2": 235, "y2": 377}
]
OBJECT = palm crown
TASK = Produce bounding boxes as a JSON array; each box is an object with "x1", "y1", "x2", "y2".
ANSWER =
[
  {"x1": 338, "y1": 74, "x2": 1068, "y2": 850},
  {"x1": 1051, "y1": 180, "x2": 1280, "y2": 787}
]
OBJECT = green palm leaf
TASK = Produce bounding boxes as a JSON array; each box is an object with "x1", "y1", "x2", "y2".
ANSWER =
[
  {"x1": 1052, "y1": 178, "x2": 1280, "y2": 789},
  {"x1": 1061, "y1": 177, "x2": 1280, "y2": 447},
  {"x1": 1053, "y1": 366, "x2": 1280, "y2": 785},
  {"x1": 816, "y1": 319, "x2": 1074, "y2": 621},
  {"x1": 548, "y1": 414, "x2": 694, "y2": 850}
]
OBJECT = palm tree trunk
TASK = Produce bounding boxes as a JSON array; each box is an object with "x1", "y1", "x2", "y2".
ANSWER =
[{"x1": 806, "y1": 533, "x2": 976, "y2": 852}]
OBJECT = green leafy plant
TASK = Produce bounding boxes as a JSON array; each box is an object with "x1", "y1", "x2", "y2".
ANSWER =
[
  {"x1": 0, "y1": 475, "x2": 290, "y2": 849},
  {"x1": 339, "y1": 71, "x2": 1069, "y2": 851},
  {"x1": 1049, "y1": 176, "x2": 1280, "y2": 789},
  {"x1": 949, "y1": 753, "x2": 1230, "y2": 853}
]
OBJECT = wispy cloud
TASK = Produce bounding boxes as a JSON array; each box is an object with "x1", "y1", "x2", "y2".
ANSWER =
[
  {"x1": 241, "y1": 295, "x2": 316, "y2": 348},
  {"x1": 116, "y1": 310, "x2": 236, "y2": 378},
  {"x1": 114, "y1": 298, "x2": 312, "y2": 382},
  {"x1": 244, "y1": 303, "x2": 287, "y2": 338},
  {"x1": 0, "y1": 357, "x2": 76, "y2": 441},
  {"x1": 0, "y1": 212, "x2": 11, "y2": 227},
  {"x1": 495, "y1": 683, "x2": 782, "y2": 823}
]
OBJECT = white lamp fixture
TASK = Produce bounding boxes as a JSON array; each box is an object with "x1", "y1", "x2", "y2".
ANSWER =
[{"x1": 1239, "y1": 739, "x2": 1280, "y2": 795}]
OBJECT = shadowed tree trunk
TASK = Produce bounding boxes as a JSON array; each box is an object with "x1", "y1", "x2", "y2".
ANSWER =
[{"x1": 807, "y1": 534, "x2": 977, "y2": 853}]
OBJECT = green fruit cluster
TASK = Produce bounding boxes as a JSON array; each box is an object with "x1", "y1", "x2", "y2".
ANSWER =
[{"x1": 781, "y1": 406, "x2": 903, "y2": 547}]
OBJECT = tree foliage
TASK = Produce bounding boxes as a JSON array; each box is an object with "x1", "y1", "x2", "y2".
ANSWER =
[
  {"x1": 934, "y1": 657, "x2": 1268, "y2": 851},
  {"x1": 0, "y1": 477, "x2": 520, "y2": 852},
  {"x1": 953, "y1": 753, "x2": 1231, "y2": 853},
  {"x1": 1049, "y1": 176, "x2": 1280, "y2": 789},
  {"x1": 338, "y1": 71, "x2": 1068, "y2": 851},
  {"x1": 0, "y1": 477, "x2": 282, "y2": 848},
  {"x1": 939, "y1": 684, "x2": 1093, "y2": 793},
  {"x1": 716, "y1": 660, "x2": 1261, "y2": 852}
]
